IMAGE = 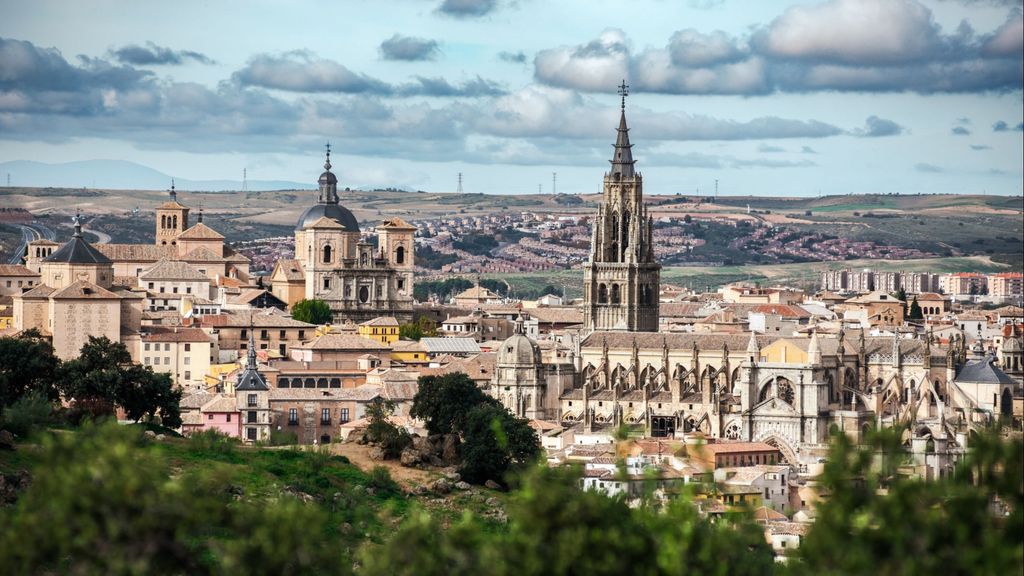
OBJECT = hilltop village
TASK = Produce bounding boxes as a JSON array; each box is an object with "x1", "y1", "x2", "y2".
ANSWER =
[{"x1": 2, "y1": 101, "x2": 1021, "y2": 557}]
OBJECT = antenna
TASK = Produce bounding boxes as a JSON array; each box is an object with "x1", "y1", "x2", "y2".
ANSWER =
[
  {"x1": 457, "y1": 172, "x2": 463, "y2": 194},
  {"x1": 552, "y1": 172, "x2": 557, "y2": 195}
]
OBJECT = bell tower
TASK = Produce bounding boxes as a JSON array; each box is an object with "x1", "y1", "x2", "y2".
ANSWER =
[
  {"x1": 155, "y1": 180, "x2": 189, "y2": 246},
  {"x1": 583, "y1": 81, "x2": 661, "y2": 332}
]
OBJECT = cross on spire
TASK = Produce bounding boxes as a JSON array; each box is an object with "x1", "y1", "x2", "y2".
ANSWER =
[
  {"x1": 324, "y1": 142, "x2": 332, "y2": 171},
  {"x1": 617, "y1": 79, "x2": 629, "y2": 110},
  {"x1": 169, "y1": 178, "x2": 176, "y2": 201}
]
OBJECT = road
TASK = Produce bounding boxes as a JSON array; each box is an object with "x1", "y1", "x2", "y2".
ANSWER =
[{"x1": 6, "y1": 222, "x2": 56, "y2": 264}]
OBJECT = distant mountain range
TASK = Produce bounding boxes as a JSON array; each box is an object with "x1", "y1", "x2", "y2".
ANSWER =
[{"x1": 0, "y1": 160, "x2": 315, "y2": 191}]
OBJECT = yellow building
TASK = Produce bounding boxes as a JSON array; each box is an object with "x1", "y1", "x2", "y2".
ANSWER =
[
  {"x1": 391, "y1": 339, "x2": 428, "y2": 364},
  {"x1": 358, "y1": 316, "x2": 400, "y2": 345}
]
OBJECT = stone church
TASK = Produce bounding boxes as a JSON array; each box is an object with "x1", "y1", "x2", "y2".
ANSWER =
[{"x1": 271, "y1": 148, "x2": 415, "y2": 324}]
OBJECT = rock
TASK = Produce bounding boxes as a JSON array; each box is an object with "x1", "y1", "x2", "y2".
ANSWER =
[
  {"x1": 366, "y1": 487, "x2": 376, "y2": 496},
  {"x1": 444, "y1": 471, "x2": 461, "y2": 482},
  {"x1": 144, "y1": 430, "x2": 157, "y2": 439},
  {"x1": 441, "y1": 434, "x2": 460, "y2": 465},
  {"x1": 412, "y1": 436, "x2": 433, "y2": 454},
  {"x1": 431, "y1": 478, "x2": 452, "y2": 495},
  {"x1": 156, "y1": 434, "x2": 166, "y2": 441},
  {"x1": 454, "y1": 481, "x2": 471, "y2": 491},
  {"x1": 400, "y1": 447, "x2": 422, "y2": 467},
  {"x1": 486, "y1": 497, "x2": 500, "y2": 507},
  {"x1": 368, "y1": 446, "x2": 385, "y2": 461},
  {"x1": 409, "y1": 484, "x2": 428, "y2": 496},
  {"x1": 0, "y1": 430, "x2": 15, "y2": 451},
  {"x1": 340, "y1": 522, "x2": 353, "y2": 534},
  {"x1": 226, "y1": 484, "x2": 245, "y2": 497},
  {"x1": 484, "y1": 479, "x2": 502, "y2": 491},
  {"x1": 428, "y1": 455, "x2": 445, "y2": 468}
]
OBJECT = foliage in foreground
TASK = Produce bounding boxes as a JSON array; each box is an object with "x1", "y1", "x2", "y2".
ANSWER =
[{"x1": 359, "y1": 464, "x2": 774, "y2": 576}]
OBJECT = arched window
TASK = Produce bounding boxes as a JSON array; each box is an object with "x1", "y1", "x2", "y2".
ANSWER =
[
  {"x1": 395, "y1": 245, "x2": 405, "y2": 264},
  {"x1": 598, "y1": 283, "x2": 608, "y2": 304},
  {"x1": 611, "y1": 284, "x2": 620, "y2": 304},
  {"x1": 160, "y1": 215, "x2": 166, "y2": 229},
  {"x1": 322, "y1": 245, "x2": 332, "y2": 263},
  {"x1": 621, "y1": 211, "x2": 631, "y2": 254},
  {"x1": 777, "y1": 377, "x2": 795, "y2": 405}
]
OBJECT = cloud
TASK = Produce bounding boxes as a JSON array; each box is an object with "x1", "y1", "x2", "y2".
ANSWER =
[
  {"x1": 854, "y1": 116, "x2": 905, "y2": 137},
  {"x1": 951, "y1": 126, "x2": 971, "y2": 135},
  {"x1": 915, "y1": 162, "x2": 944, "y2": 172},
  {"x1": 531, "y1": 1, "x2": 1024, "y2": 95},
  {"x1": 970, "y1": 144, "x2": 992, "y2": 150},
  {"x1": 437, "y1": 0, "x2": 498, "y2": 18},
  {"x1": 687, "y1": 0, "x2": 726, "y2": 8},
  {"x1": 232, "y1": 51, "x2": 393, "y2": 93},
  {"x1": 379, "y1": 34, "x2": 440, "y2": 61},
  {"x1": 398, "y1": 75, "x2": 506, "y2": 97},
  {"x1": 993, "y1": 120, "x2": 1024, "y2": 131},
  {"x1": 757, "y1": 144, "x2": 786, "y2": 153},
  {"x1": 498, "y1": 50, "x2": 527, "y2": 64},
  {"x1": 644, "y1": 150, "x2": 816, "y2": 169},
  {"x1": 111, "y1": 42, "x2": 214, "y2": 65},
  {"x1": 801, "y1": 146, "x2": 817, "y2": 154}
]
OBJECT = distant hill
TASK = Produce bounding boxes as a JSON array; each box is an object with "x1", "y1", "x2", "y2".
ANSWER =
[{"x1": 0, "y1": 160, "x2": 313, "y2": 192}]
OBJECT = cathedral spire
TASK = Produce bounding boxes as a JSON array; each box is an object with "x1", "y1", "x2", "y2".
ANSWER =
[
  {"x1": 318, "y1": 143, "x2": 339, "y2": 204},
  {"x1": 246, "y1": 316, "x2": 257, "y2": 371},
  {"x1": 609, "y1": 80, "x2": 635, "y2": 179},
  {"x1": 72, "y1": 210, "x2": 83, "y2": 238}
]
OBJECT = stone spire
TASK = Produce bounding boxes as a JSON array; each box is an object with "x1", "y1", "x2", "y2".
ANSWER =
[
  {"x1": 609, "y1": 80, "x2": 635, "y2": 179},
  {"x1": 72, "y1": 210, "x2": 83, "y2": 238},
  {"x1": 513, "y1": 311, "x2": 525, "y2": 335},
  {"x1": 747, "y1": 331, "x2": 760, "y2": 359},
  {"x1": 808, "y1": 330, "x2": 821, "y2": 365},
  {"x1": 246, "y1": 325, "x2": 257, "y2": 371},
  {"x1": 318, "y1": 142, "x2": 339, "y2": 204}
]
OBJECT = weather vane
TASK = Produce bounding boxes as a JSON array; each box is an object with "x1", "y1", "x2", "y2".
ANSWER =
[{"x1": 617, "y1": 79, "x2": 629, "y2": 109}]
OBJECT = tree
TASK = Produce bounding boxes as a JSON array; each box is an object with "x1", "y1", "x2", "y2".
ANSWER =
[
  {"x1": 0, "y1": 329, "x2": 59, "y2": 411},
  {"x1": 790, "y1": 427, "x2": 1023, "y2": 575},
  {"x1": 365, "y1": 398, "x2": 411, "y2": 458},
  {"x1": 0, "y1": 422, "x2": 351, "y2": 575},
  {"x1": 411, "y1": 372, "x2": 497, "y2": 436},
  {"x1": 908, "y1": 296, "x2": 924, "y2": 319},
  {"x1": 59, "y1": 336, "x2": 181, "y2": 427},
  {"x1": 291, "y1": 298, "x2": 332, "y2": 324},
  {"x1": 399, "y1": 317, "x2": 437, "y2": 341},
  {"x1": 459, "y1": 403, "x2": 540, "y2": 484},
  {"x1": 893, "y1": 288, "x2": 908, "y2": 317}
]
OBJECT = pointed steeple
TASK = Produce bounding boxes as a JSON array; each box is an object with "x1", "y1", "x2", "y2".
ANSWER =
[
  {"x1": 808, "y1": 330, "x2": 821, "y2": 365},
  {"x1": 246, "y1": 326, "x2": 257, "y2": 371},
  {"x1": 72, "y1": 210, "x2": 83, "y2": 238},
  {"x1": 318, "y1": 142, "x2": 339, "y2": 204},
  {"x1": 169, "y1": 179, "x2": 177, "y2": 203},
  {"x1": 236, "y1": 315, "x2": 268, "y2": 391},
  {"x1": 609, "y1": 81, "x2": 636, "y2": 179},
  {"x1": 747, "y1": 331, "x2": 760, "y2": 358}
]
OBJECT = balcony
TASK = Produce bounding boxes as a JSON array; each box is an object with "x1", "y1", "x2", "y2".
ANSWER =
[
  {"x1": 287, "y1": 420, "x2": 298, "y2": 426},
  {"x1": 320, "y1": 419, "x2": 331, "y2": 426}
]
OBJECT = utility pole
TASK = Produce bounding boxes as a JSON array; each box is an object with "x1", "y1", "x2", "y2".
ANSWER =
[
  {"x1": 457, "y1": 172, "x2": 463, "y2": 194},
  {"x1": 243, "y1": 168, "x2": 247, "y2": 192},
  {"x1": 552, "y1": 172, "x2": 557, "y2": 195},
  {"x1": 715, "y1": 179, "x2": 718, "y2": 199}
]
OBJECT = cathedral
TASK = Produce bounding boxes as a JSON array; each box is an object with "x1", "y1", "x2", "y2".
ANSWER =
[
  {"x1": 271, "y1": 148, "x2": 415, "y2": 324},
  {"x1": 488, "y1": 89, "x2": 1022, "y2": 469}
]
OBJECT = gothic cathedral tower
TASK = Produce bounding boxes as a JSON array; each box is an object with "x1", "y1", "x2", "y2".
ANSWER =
[{"x1": 583, "y1": 83, "x2": 660, "y2": 332}]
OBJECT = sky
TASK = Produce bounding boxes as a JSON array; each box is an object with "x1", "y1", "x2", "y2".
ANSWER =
[{"x1": 0, "y1": 0, "x2": 1022, "y2": 196}]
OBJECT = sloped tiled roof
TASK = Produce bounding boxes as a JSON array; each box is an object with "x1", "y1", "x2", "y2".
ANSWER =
[
  {"x1": 201, "y1": 395, "x2": 238, "y2": 413},
  {"x1": 421, "y1": 337, "x2": 482, "y2": 354},
  {"x1": 273, "y1": 259, "x2": 305, "y2": 281},
  {"x1": 360, "y1": 316, "x2": 399, "y2": 327},
  {"x1": 297, "y1": 333, "x2": 390, "y2": 351},
  {"x1": 176, "y1": 222, "x2": 224, "y2": 240},
  {"x1": 140, "y1": 259, "x2": 208, "y2": 281},
  {"x1": 50, "y1": 280, "x2": 119, "y2": 300},
  {"x1": 377, "y1": 217, "x2": 416, "y2": 230},
  {"x1": 94, "y1": 243, "x2": 175, "y2": 262},
  {"x1": 43, "y1": 235, "x2": 112, "y2": 265},
  {"x1": 955, "y1": 356, "x2": 1017, "y2": 385},
  {"x1": 141, "y1": 326, "x2": 211, "y2": 343},
  {"x1": 17, "y1": 284, "x2": 55, "y2": 299},
  {"x1": 0, "y1": 264, "x2": 39, "y2": 277}
]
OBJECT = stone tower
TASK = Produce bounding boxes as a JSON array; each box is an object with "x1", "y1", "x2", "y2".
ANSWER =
[
  {"x1": 583, "y1": 83, "x2": 660, "y2": 332},
  {"x1": 492, "y1": 313, "x2": 546, "y2": 419},
  {"x1": 155, "y1": 181, "x2": 189, "y2": 246}
]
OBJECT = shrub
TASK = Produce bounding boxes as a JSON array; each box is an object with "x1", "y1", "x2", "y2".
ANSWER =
[
  {"x1": 367, "y1": 466, "x2": 400, "y2": 496},
  {"x1": 270, "y1": 428, "x2": 299, "y2": 446},
  {"x1": 0, "y1": 392, "x2": 54, "y2": 438}
]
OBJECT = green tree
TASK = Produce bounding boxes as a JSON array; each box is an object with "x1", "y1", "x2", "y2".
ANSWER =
[
  {"x1": 291, "y1": 298, "x2": 333, "y2": 324},
  {"x1": 0, "y1": 329, "x2": 59, "y2": 411},
  {"x1": 399, "y1": 317, "x2": 437, "y2": 341},
  {"x1": 59, "y1": 336, "x2": 181, "y2": 427},
  {"x1": 0, "y1": 422, "x2": 351, "y2": 575},
  {"x1": 908, "y1": 296, "x2": 924, "y2": 319},
  {"x1": 365, "y1": 397, "x2": 411, "y2": 458},
  {"x1": 790, "y1": 427, "x2": 1023, "y2": 575},
  {"x1": 459, "y1": 403, "x2": 540, "y2": 484},
  {"x1": 411, "y1": 372, "x2": 497, "y2": 436}
]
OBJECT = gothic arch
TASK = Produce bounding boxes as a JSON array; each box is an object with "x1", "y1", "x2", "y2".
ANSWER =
[
  {"x1": 724, "y1": 421, "x2": 741, "y2": 440},
  {"x1": 611, "y1": 284, "x2": 621, "y2": 304},
  {"x1": 759, "y1": 435, "x2": 799, "y2": 464},
  {"x1": 598, "y1": 283, "x2": 608, "y2": 304}
]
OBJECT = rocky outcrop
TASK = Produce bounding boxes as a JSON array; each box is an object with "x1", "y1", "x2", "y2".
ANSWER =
[{"x1": 396, "y1": 433, "x2": 461, "y2": 470}]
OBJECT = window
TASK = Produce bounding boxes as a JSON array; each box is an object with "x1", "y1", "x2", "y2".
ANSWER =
[
  {"x1": 144, "y1": 357, "x2": 149, "y2": 365},
  {"x1": 148, "y1": 282, "x2": 154, "y2": 289},
  {"x1": 184, "y1": 357, "x2": 190, "y2": 365},
  {"x1": 164, "y1": 343, "x2": 170, "y2": 351},
  {"x1": 395, "y1": 245, "x2": 405, "y2": 264},
  {"x1": 144, "y1": 343, "x2": 151, "y2": 351},
  {"x1": 208, "y1": 414, "x2": 213, "y2": 420},
  {"x1": 341, "y1": 408, "x2": 349, "y2": 423},
  {"x1": 398, "y1": 279, "x2": 405, "y2": 290},
  {"x1": 298, "y1": 330, "x2": 305, "y2": 339},
  {"x1": 246, "y1": 428, "x2": 256, "y2": 441},
  {"x1": 172, "y1": 287, "x2": 179, "y2": 294},
  {"x1": 184, "y1": 371, "x2": 191, "y2": 380},
  {"x1": 321, "y1": 408, "x2": 331, "y2": 425},
  {"x1": 288, "y1": 408, "x2": 298, "y2": 425},
  {"x1": 247, "y1": 394, "x2": 257, "y2": 407},
  {"x1": 226, "y1": 414, "x2": 231, "y2": 422},
  {"x1": 241, "y1": 329, "x2": 247, "y2": 339},
  {"x1": 186, "y1": 287, "x2": 192, "y2": 294},
  {"x1": 184, "y1": 343, "x2": 191, "y2": 352},
  {"x1": 247, "y1": 411, "x2": 257, "y2": 424},
  {"x1": 260, "y1": 330, "x2": 268, "y2": 340},
  {"x1": 323, "y1": 277, "x2": 331, "y2": 290},
  {"x1": 322, "y1": 245, "x2": 332, "y2": 263},
  {"x1": 280, "y1": 330, "x2": 286, "y2": 339}
]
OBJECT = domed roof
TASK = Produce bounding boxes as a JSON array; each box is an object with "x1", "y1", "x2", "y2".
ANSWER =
[
  {"x1": 497, "y1": 333, "x2": 541, "y2": 366},
  {"x1": 1004, "y1": 336, "x2": 1022, "y2": 352},
  {"x1": 318, "y1": 170, "x2": 337, "y2": 186},
  {"x1": 296, "y1": 202, "x2": 360, "y2": 232}
]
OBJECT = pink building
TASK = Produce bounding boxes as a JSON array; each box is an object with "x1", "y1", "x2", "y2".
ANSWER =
[{"x1": 181, "y1": 395, "x2": 241, "y2": 437}]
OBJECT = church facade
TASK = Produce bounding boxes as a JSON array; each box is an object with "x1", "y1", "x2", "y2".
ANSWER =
[{"x1": 272, "y1": 149, "x2": 414, "y2": 324}]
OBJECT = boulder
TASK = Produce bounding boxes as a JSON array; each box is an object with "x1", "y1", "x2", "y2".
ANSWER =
[
  {"x1": 428, "y1": 455, "x2": 445, "y2": 468},
  {"x1": 155, "y1": 434, "x2": 166, "y2": 442},
  {"x1": 412, "y1": 435, "x2": 433, "y2": 454},
  {"x1": 144, "y1": 430, "x2": 157, "y2": 439},
  {"x1": 484, "y1": 479, "x2": 503, "y2": 491},
  {"x1": 441, "y1": 434, "x2": 460, "y2": 465},
  {"x1": 454, "y1": 481, "x2": 471, "y2": 491},
  {"x1": 409, "y1": 484, "x2": 428, "y2": 496},
  {"x1": 0, "y1": 430, "x2": 15, "y2": 451},
  {"x1": 400, "y1": 447, "x2": 422, "y2": 467},
  {"x1": 431, "y1": 478, "x2": 452, "y2": 495},
  {"x1": 368, "y1": 446, "x2": 385, "y2": 461},
  {"x1": 486, "y1": 497, "x2": 500, "y2": 507},
  {"x1": 444, "y1": 471, "x2": 461, "y2": 482}
]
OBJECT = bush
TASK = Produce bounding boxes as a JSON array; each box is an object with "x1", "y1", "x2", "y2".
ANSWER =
[
  {"x1": 188, "y1": 428, "x2": 238, "y2": 456},
  {"x1": 367, "y1": 466, "x2": 400, "y2": 497},
  {"x1": 0, "y1": 392, "x2": 53, "y2": 438},
  {"x1": 270, "y1": 428, "x2": 299, "y2": 446}
]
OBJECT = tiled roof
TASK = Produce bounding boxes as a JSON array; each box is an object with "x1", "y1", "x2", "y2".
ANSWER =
[
  {"x1": 141, "y1": 326, "x2": 211, "y2": 343},
  {"x1": 751, "y1": 304, "x2": 811, "y2": 319},
  {"x1": 140, "y1": 259, "x2": 208, "y2": 281},
  {"x1": 181, "y1": 392, "x2": 216, "y2": 409},
  {"x1": 419, "y1": 352, "x2": 495, "y2": 381},
  {"x1": 176, "y1": 222, "x2": 224, "y2": 240},
  {"x1": 273, "y1": 259, "x2": 305, "y2": 281},
  {"x1": 297, "y1": 333, "x2": 390, "y2": 351},
  {"x1": 0, "y1": 264, "x2": 39, "y2": 277},
  {"x1": 955, "y1": 355, "x2": 1017, "y2": 385},
  {"x1": 43, "y1": 236, "x2": 112, "y2": 265},
  {"x1": 201, "y1": 310, "x2": 315, "y2": 328},
  {"x1": 360, "y1": 316, "x2": 399, "y2": 327},
  {"x1": 18, "y1": 284, "x2": 56, "y2": 299},
  {"x1": 227, "y1": 288, "x2": 277, "y2": 305},
  {"x1": 454, "y1": 285, "x2": 501, "y2": 300},
  {"x1": 377, "y1": 217, "x2": 416, "y2": 230},
  {"x1": 700, "y1": 442, "x2": 779, "y2": 455},
  {"x1": 50, "y1": 281, "x2": 119, "y2": 300},
  {"x1": 94, "y1": 243, "x2": 175, "y2": 262},
  {"x1": 306, "y1": 216, "x2": 346, "y2": 230},
  {"x1": 178, "y1": 246, "x2": 228, "y2": 262},
  {"x1": 527, "y1": 307, "x2": 584, "y2": 325},
  {"x1": 200, "y1": 395, "x2": 238, "y2": 413}
]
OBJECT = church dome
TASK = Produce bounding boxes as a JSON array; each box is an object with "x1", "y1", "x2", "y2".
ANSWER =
[
  {"x1": 318, "y1": 170, "x2": 337, "y2": 186},
  {"x1": 497, "y1": 333, "x2": 541, "y2": 366},
  {"x1": 295, "y1": 202, "x2": 360, "y2": 232}
]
